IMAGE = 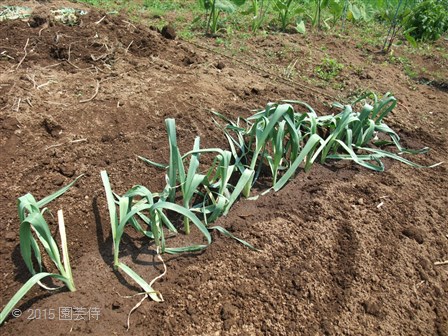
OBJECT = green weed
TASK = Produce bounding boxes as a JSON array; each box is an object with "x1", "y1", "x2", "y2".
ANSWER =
[{"x1": 314, "y1": 56, "x2": 344, "y2": 81}]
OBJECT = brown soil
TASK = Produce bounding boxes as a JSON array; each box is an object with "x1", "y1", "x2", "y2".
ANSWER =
[{"x1": 1, "y1": 2, "x2": 447, "y2": 336}]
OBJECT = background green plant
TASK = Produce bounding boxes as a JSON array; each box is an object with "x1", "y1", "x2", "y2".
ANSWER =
[
  {"x1": 272, "y1": 0, "x2": 305, "y2": 32},
  {"x1": 314, "y1": 57, "x2": 344, "y2": 80},
  {"x1": 242, "y1": 0, "x2": 271, "y2": 31},
  {"x1": 404, "y1": 0, "x2": 448, "y2": 42},
  {"x1": 198, "y1": 0, "x2": 246, "y2": 34},
  {"x1": 76, "y1": 0, "x2": 448, "y2": 46}
]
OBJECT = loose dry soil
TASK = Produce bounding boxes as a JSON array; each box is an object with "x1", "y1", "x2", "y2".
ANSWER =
[{"x1": 1, "y1": 1, "x2": 447, "y2": 335}]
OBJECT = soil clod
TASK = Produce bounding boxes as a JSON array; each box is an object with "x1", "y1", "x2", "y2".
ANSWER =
[
  {"x1": 402, "y1": 226, "x2": 425, "y2": 244},
  {"x1": 161, "y1": 25, "x2": 176, "y2": 40},
  {"x1": 42, "y1": 118, "x2": 63, "y2": 138}
]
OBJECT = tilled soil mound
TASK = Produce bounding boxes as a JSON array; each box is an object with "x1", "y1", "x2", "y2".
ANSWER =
[{"x1": 1, "y1": 2, "x2": 447, "y2": 335}]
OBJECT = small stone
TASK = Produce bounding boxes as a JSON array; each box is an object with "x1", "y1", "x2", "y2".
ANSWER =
[
  {"x1": 292, "y1": 279, "x2": 302, "y2": 290},
  {"x1": 59, "y1": 164, "x2": 75, "y2": 177},
  {"x1": 216, "y1": 61, "x2": 225, "y2": 70},
  {"x1": 251, "y1": 87, "x2": 261, "y2": 95},
  {"x1": 111, "y1": 301, "x2": 121, "y2": 311},
  {"x1": 362, "y1": 301, "x2": 382, "y2": 317},
  {"x1": 29, "y1": 16, "x2": 47, "y2": 28},
  {"x1": 182, "y1": 56, "x2": 194, "y2": 66},
  {"x1": 42, "y1": 118, "x2": 63, "y2": 138},
  {"x1": 360, "y1": 72, "x2": 373, "y2": 80},
  {"x1": 53, "y1": 176, "x2": 65, "y2": 186},
  {"x1": 161, "y1": 25, "x2": 176, "y2": 40},
  {"x1": 101, "y1": 134, "x2": 113, "y2": 143},
  {"x1": 356, "y1": 198, "x2": 364, "y2": 205},
  {"x1": 418, "y1": 257, "x2": 432, "y2": 272},
  {"x1": 402, "y1": 226, "x2": 425, "y2": 244}
]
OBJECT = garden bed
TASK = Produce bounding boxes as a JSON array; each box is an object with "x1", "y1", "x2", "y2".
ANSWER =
[{"x1": 1, "y1": 1, "x2": 447, "y2": 335}]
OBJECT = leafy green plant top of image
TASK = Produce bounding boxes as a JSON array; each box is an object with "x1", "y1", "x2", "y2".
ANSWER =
[
  {"x1": 404, "y1": 0, "x2": 448, "y2": 42},
  {"x1": 304, "y1": 0, "x2": 376, "y2": 30},
  {"x1": 272, "y1": 0, "x2": 305, "y2": 32},
  {"x1": 243, "y1": 0, "x2": 271, "y2": 31},
  {"x1": 198, "y1": 0, "x2": 246, "y2": 34},
  {"x1": 314, "y1": 56, "x2": 344, "y2": 80}
]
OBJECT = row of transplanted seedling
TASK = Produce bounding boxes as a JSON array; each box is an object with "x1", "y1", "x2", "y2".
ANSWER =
[{"x1": 0, "y1": 92, "x2": 440, "y2": 326}]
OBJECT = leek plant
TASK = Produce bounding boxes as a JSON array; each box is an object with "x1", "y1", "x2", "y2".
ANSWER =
[
  {"x1": 0, "y1": 176, "x2": 82, "y2": 325},
  {"x1": 212, "y1": 93, "x2": 440, "y2": 198},
  {"x1": 101, "y1": 170, "x2": 212, "y2": 302},
  {"x1": 101, "y1": 119, "x2": 258, "y2": 303},
  {"x1": 138, "y1": 119, "x2": 256, "y2": 243},
  {"x1": 138, "y1": 119, "x2": 241, "y2": 234},
  {"x1": 319, "y1": 92, "x2": 441, "y2": 170},
  {"x1": 212, "y1": 103, "x2": 325, "y2": 197}
]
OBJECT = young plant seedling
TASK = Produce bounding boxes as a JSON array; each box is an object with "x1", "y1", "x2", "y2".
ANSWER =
[{"x1": 0, "y1": 175, "x2": 82, "y2": 325}]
